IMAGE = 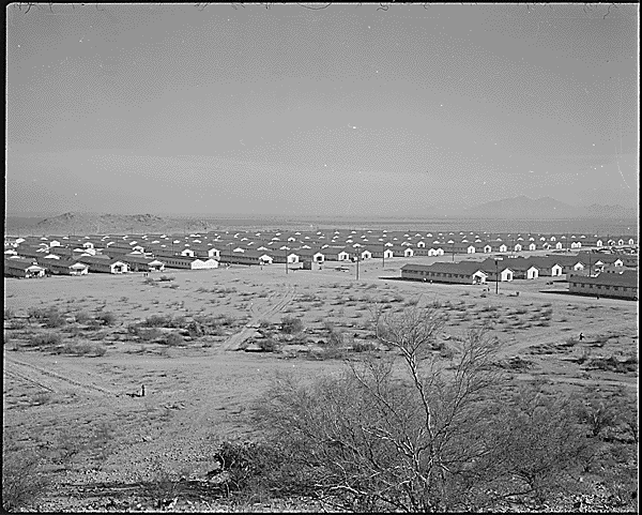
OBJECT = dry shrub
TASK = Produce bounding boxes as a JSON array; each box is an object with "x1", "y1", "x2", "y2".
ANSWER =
[
  {"x1": 27, "y1": 306, "x2": 49, "y2": 319},
  {"x1": 142, "y1": 314, "x2": 173, "y2": 327},
  {"x1": 309, "y1": 347, "x2": 346, "y2": 361},
  {"x1": 42, "y1": 307, "x2": 66, "y2": 328},
  {"x1": 74, "y1": 310, "x2": 92, "y2": 324},
  {"x1": 585, "y1": 355, "x2": 637, "y2": 374},
  {"x1": 163, "y1": 332, "x2": 184, "y2": 347},
  {"x1": 60, "y1": 340, "x2": 106, "y2": 357},
  {"x1": 250, "y1": 306, "x2": 600, "y2": 512},
  {"x1": 28, "y1": 332, "x2": 62, "y2": 348},
  {"x1": 6, "y1": 318, "x2": 27, "y2": 330},
  {"x1": 258, "y1": 337, "x2": 278, "y2": 352},
  {"x1": 2, "y1": 450, "x2": 49, "y2": 511},
  {"x1": 95, "y1": 311, "x2": 117, "y2": 326},
  {"x1": 352, "y1": 341, "x2": 375, "y2": 352},
  {"x1": 129, "y1": 325, "x2": 163, "y2": 341},
  {"x1": 280, "y1": 316, "x2": 304, "y2": 335}
]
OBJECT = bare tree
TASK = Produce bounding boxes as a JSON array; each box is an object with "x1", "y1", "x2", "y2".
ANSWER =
[
  {"x1": 253, "y1": 304, "x2": 599, "y2": 511},
  {"x1": 256, "y1": 305, "x2": 509, "y2": 511}
]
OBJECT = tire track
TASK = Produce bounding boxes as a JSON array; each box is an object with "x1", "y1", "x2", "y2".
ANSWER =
[
  {"x1": 4, "y1": 366, "x2": 56, "y2": 393},
  {"x1": 4, "y1": 357, "x2": 115, "y2": 396},
  {"x1": 222, "y1": 284, "x2": 297, "y2": 351}
]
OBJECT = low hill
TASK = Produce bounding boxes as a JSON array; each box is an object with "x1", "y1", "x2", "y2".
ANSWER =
[
  {"x1": 7, "y1": 212, "x2": 213, "y2": 236},
  {"x1": 4, "y1": 212, "x2": 326, "y2": 236}
]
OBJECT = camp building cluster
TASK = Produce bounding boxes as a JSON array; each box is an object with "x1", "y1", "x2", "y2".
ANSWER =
[{"x1": 4, "y1": 229, "x2": 638, "y2": 300}]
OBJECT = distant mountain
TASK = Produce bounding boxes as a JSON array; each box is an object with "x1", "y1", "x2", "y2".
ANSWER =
[
  {"x1": 581, "y1": 203, "x2": 638, "y2": 219},
  {"x1": 4, "y1": 212, "x2": 335, "y2": 236},
  {"x1": 463, "y1": 196, "x2": 580, "y2": 219},
  {"x1": 463, "y1": 196, "x2": 639, "y2": 220}
]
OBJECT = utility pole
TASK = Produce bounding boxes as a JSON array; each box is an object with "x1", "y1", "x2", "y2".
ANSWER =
[
  {"x1": 355, "y1": 254, "x2": 360, "y2": 281},
  {"x1": 382, "y1": 241, "x2": 385, "y2": 269},
  {"x1": 285, "y1": 247, "x2": 289, "y2": 274},
  {"x1": 588, "y1": 252, "x2": 592, "y2": 277},
  {"x1": 495, "y1": 259, "x2": 499, "y2": 294}
]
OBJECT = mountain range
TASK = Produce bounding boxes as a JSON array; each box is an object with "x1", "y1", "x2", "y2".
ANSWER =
[
  {"x1": 4, "y1": 197, "x2": 637, "y2": 236},
  {"x1": 462, "y1": 196, "x2": 637, "y2": 219}
]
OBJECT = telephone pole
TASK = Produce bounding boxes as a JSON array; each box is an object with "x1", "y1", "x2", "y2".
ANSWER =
[
  {"x1": 495, "y1": 259, "x2": 499, "y2": 294},
  {"x1": 588, "y1": 252, "x2": 592, "y2": 277}
]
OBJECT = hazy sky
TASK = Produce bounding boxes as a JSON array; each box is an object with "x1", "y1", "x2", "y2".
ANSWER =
[{"x1": 6, "y1": 3, "x2": 639, "y2": 216}]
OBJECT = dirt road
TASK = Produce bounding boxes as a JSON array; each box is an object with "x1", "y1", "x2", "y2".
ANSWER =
[{"x1": 222, "y1": 282, "x2": 297, "y2": 351}]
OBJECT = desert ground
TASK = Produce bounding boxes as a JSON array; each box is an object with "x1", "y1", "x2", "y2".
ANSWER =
[{"x1": 3, "y1": 254, "x2": 638, "y2": 511}]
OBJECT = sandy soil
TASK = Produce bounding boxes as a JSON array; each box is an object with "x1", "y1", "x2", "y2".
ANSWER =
[{"x1": 3, "y1": 256, "x2": 638, "y2": 510}]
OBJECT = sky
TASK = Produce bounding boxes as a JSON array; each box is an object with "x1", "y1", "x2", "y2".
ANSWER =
[{"x1": 6, "y1": 3, "x2": 639, "y2": 216}]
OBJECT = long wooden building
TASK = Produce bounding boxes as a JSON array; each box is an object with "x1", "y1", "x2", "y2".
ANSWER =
[
  {"x1": 568, "y1": 269, "x2": 638, "y2": 300},
  {"x1": 401, "y1": 262, "x2": 488, "y2": 285}
]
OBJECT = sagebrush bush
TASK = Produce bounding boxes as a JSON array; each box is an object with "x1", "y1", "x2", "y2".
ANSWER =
[
  {"x1": 163, "y1": 332, "x2": 184, "y2": 346},
  {"x1": 27, "y1": 306, "x2": 48, "y2": 319},
  {"x1": 280, "y1": 316, "x2": 304, "y2": 334},
  {"x1": 310, "y1": 347, "x2": 346, "y2": 361},
  {"x1": 29, "y1": 332, "x2": 62, "y2": 348},
  {"x1": 186, "y1": 320, "x2": 206, "y2": 338},
  {"x1": 259, "y1": 338, "x2": 278, "y2": 352},
  {"x1": 129, "y1": 325, "x2": 162, "y2": 341},
  {"x1": 60, "y1": 341, "x2": 106, "y2": 357},
  {"x1": 327, "y1": 328, "x2": 344, "y2": 347},
  {"x1": 43, "y1": 308, "x2": 66, "y2": 328},
  {"x1": 6, "y1": 318, "x2": 27, "y2": 330},
  {"x1": 209, "y1": 440, "x2": 299, "y2": 500},
  {"x1": 2, "y1": 450, "x2": 49, "y2": 511},
  {"x1": 74, "y1": 311, "x2": 92, "y2": 324},
  {"x1": 142, "y1": 314, "x2": 172, "y2": 327},
  {"x1": 95, "y1": 311, "x2": 117, "y2": 326},
  {"x1": 585, "y1": 355, "x2": 637, "y2": 374},
  {"x1": 576, "y1": 395, "x2": 621, "y2": 438},
  {"x1": 352, "y1": 341, "x2": 375, "y2": 352}
]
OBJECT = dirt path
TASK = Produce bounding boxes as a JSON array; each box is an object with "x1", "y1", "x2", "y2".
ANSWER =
[
  {"x1": 222, "y1": 283, "x2": 297, "y2": 351},
  {"x1": 512, "y1": 372, "x2": 638, "y2": 391},
  {"x1": 4, "y1": 356, "x2": 116, "y2": 396},
  {"x1": 4, "y1": 364, "x2": 56, "y2": 393}
]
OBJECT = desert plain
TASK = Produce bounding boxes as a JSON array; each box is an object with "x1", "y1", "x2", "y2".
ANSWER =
[{"x1": 3, "y1": 253, "x2": 638, "y2": 511}]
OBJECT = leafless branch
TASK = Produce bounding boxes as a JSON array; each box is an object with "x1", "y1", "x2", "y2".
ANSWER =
[
  {"x1": 602, "y1": 3, "x2": 617, "y2": 20},
  {"x1": 296, "y1": 2, "x2": 332, "y2": 10}
]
